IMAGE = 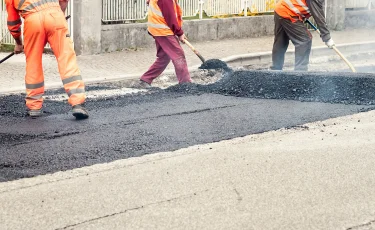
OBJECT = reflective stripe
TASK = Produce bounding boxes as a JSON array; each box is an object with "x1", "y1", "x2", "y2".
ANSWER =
[
  {"x1": 62, "y1": 75, "x2": 83, "y2": 85},
  {"x1": 295, "y1": 0, "x2": 310, "y2": 13},
  {"x1": 149, "y1": 4, "x2": 164, "y2": 17},
  {"x1": 7, "y1": 19, "x2": 22, "y2": 26},
  {"x1": 284, "y1": 0, "x2": 302, "y2": 15},
  {"x1": 17, "y1": 0, "x2": 26, "y2": 10},
  {"x1": 67, "y1": 88, "x2": 85, "y2": 96},
  {"x1": 23, "y1": 0, "x2": 59, "y2": 11},
  {"x1": 26, "y1": 82, "x2": 44, "y2": 89},
  {"x1": 10, "y1": 28, "x2": 22, "y2": 33},
  {"x1": 26, "y1": 94, "x2": 43, "y2": 100},
  {"x1": 147, "y1": 23, "x2": 170, "y2": 29}
]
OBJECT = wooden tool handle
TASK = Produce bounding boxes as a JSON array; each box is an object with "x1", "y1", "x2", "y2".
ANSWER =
[
  {"x1": 183, "y1": 39, "x2": 195, "y2": 51},
  {"x1": 332, "y1": 46, "x2": 356, "y2": 73},
  {"x1": 183, "y1": 39, "x2": 206, "y2": 63},
  {"x1": 305, "y1": 19, "x2": 356, "y2": 73}
]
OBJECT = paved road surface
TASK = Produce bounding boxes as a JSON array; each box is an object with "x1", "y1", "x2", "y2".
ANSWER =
[
  {"x1": 0, "y1": 77, "x2": 372, "y2": 181},
  {"x1": 1, "y1": 110, "x2": 375, "y2": 230}
]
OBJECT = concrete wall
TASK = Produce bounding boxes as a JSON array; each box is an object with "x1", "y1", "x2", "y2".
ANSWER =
[
  {"x1": 101, "y1": 16, "x2": 275, "y2": 53},
  {"x1": 345, "y1": 10, "x2": 375, "y2": 28},
  {"x1": 326, "y1": 0, "x2": 346, "y2": 30},
  {"x1": 73, "y1": 0, "x2": 102, "y2": 55},
  {"x1": 74, "y1": 1, "x2": 370, "y2": 55},
  {"x1": 101, "y1": 23, "x2": 152, "y2": 53}
]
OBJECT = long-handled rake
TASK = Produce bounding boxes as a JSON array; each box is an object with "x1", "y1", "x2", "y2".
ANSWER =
[
  {"x1": 305, "y1": 19, "x2": 356, "y2": 73},
  {"x1": 0, "y1": 52, "x2": 15, "y2": 64}
]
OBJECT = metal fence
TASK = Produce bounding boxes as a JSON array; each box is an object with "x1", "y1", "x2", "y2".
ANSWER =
[
  {"x1": 101, "y1": 0, "x2": 278, "y2": 22},
  {"x1": 1, "y1": 0, "x2": 374, "y2": 45},
  {"x1": 101, "y1": 0, "x2": 375, "y2": 23},
  {"x1": 346, "y1": 0, "x2": 373, "y2": 9},
  {"x1": 1, "y1": 1, "x2": 73, "y2": 46},
  {"x1": 179, "y1": 0, "x2": 200, "y2": 17},
  {"x1": 101, "y1": 0, "x2": 201, "y2": 22},
  {"x1": 0, "y1": 0, "x2": 12, "y2": 44},
  {"x1": 204, "y1": 0, "x2": 244, "y2": 16},
  {"x1": 102, "y1": 0, "x2": 148, "y2": 22}
]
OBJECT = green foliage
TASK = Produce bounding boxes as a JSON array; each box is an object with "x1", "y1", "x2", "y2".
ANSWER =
[{"x1": 0, "y1": 44, "x2": 14, "y2": 52}]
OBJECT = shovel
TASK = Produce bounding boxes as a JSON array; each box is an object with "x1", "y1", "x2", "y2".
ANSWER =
[
  {"x1": 183, "y1": 38, "x2": 230, "y2": 70},
  {"x1": 305, "y1": 19, "x2": 356, "y2": 73},
  {"x1": 183, "y1": 39, "x2": 206, "y2": 63}
]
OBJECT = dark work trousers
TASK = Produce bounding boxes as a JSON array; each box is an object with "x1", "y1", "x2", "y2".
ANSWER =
[
  {"x1": 271, "y1": 13, "x2": 313, "y2": 71},
  {"x1": 141, "y1": 35, "x2": 191, "y2": 84}
]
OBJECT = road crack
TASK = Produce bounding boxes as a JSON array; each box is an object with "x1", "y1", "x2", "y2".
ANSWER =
[
  {"x1": 347, "y1": 219, "x2": 375, "y2": 230},
  {"x1": 55, "y1": 188, "x2": 210, "y2": 230}
]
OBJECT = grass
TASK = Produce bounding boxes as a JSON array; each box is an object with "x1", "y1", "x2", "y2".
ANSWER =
[
  {"x1": 0, "y1": 43, "x2": 53, "y2": 54},
  {"x1": 0, "y1": 44, "x2": 14, "y2": 52}
]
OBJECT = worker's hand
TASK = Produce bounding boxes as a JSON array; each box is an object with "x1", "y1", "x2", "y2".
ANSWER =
[
  {"x1": 178, "y1": 34, "x2": 186, "y2": 43},
  {"x1": 14, "y1": 44, "x2": 23, "y2": 54},
  {"x1": 325, "y1": 39, "x2": 335, "y2": 49}
]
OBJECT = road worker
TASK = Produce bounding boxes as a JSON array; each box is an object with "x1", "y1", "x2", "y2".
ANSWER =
[
  {"x1": 134, "y1": 0, "x2": 192, "y2": 88},
  {"x1": 5, "y1": 0, "x2": 89, "y2": 119},
  {"x1": 271, "y1": 0, "x2": 335, "y2": 71}
]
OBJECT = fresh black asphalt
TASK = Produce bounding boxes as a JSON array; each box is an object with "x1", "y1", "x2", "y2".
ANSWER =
[{"x1": 1, "y1": 69, "x2": 374, "y2": 182}]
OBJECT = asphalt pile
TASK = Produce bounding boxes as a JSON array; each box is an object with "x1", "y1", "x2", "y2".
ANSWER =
[
  {"x1": 199, "y1": 59, "x2": 231, "y2": 71},
  {"x1": 168, "y1": 70, "x2": 375, "y2": 105},
  {"x1": 2, "y1": 69, "x2": 375, "y2": 118}
]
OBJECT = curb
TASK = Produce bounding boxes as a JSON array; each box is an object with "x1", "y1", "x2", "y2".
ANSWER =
[
  {"x1": 1, "y1": 41, "x2": 375, "y2": 95},
  {"x1": 221, "y1": 41, "x2": 375, "y2": 66}
]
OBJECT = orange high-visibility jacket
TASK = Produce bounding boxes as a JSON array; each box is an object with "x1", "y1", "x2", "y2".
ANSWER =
[
  {"x1": 6, "y1": 0, "x2": 61, "y2": 38},
  {"x1": 275, "y1": 0, "x2": 311, "y2": 22},
  {"x1": 147, "y1": 0, "x2": 183, "y2": 36}
]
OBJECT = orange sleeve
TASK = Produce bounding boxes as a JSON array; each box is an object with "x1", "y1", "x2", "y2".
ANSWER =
[{"x1": 5, "y1": 0, "x2": 22, "y2": 39}]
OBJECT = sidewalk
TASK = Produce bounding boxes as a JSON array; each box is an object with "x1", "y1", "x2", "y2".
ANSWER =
[
  {"x1": 1, "y1": 28, "x2": 375, "y2": 93},
  {"x1": 1, "y1": 111, "x2": 375, "y2": 230}
]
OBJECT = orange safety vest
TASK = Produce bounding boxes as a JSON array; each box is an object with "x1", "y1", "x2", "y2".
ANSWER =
[
  {"x1": 147, "y1": 0, "x2": 183, "y2": 36},
  {"x1": 13, "y1": 0, "x2": 60, "y2": 17},
  {"x1": 275, "y1": 0, "x2": 311, "y2": 22}
]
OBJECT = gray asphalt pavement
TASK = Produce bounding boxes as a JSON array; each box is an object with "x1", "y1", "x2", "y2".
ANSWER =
[
  {"x1": 1, "y1": 69, "x2": 374, "y2": 182},
  {"x1": 1, "y1": 109, "x2": 375, "y2": 230}
]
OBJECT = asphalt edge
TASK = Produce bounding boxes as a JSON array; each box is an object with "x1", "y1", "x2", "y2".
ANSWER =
[{"x1": 1, "y1": 110, "x2": 372, "y2": 194}]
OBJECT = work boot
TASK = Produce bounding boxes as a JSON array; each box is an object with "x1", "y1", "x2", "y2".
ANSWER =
[
  {"x1": 132, "y1": 80, "x2": 151, "y2": 89},
  {"x1": 72, "y1": 104, "x2": 89, "y2": 120},
  {"x1": 27, "y1": 109, "x2": 42, "y2": 118}
]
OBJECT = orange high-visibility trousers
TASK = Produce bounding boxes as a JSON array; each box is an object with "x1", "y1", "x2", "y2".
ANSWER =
[{"x1": 24, "y1": 7, "x2": 85, "y2": 110}]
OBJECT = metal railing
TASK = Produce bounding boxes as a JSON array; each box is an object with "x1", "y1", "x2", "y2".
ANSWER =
[
  {"x1": 204, "y1": 0, "x2": 243, "y2": 16},
  {"x1": 180, "y1": 0, "x2": 200, "y2": 17},
  {"x1": 101, "y1": 0, "x2": 278, "y2": 23},
  {"x1": 345, "y1": 0, "x2": 373, "y2": 9},
  {"x1": 1, "y1": 1, "x2": 73, "y2": 46},
  {"x1": 101, "y1": 0, "x2": 375, "y2": 23},
  {"x1": 0, "y1": 0, "x2": 13, "y2": 44},
  {"x1": 102, "y1": 0, "x2": 148, "y2": 22}
]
